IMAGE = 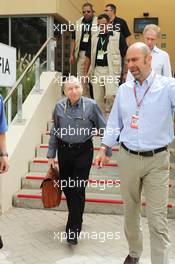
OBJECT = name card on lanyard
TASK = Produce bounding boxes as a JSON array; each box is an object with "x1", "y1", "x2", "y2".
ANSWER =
[{"x1": 130, "y1": 73, "x2": 156, "y2": 129}]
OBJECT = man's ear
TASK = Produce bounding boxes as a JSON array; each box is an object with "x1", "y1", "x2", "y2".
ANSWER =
[{"x1": 63, "y1": 88, "x2": 67, "y2": 97}]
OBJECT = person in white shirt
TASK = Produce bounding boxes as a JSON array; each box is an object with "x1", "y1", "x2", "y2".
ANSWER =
[
  {"x1": 126, "y1": 24, "x2": 172, "y2": 81},
  {"x1": 95, "y1": 42, "x2": 174, "y2": 264}
]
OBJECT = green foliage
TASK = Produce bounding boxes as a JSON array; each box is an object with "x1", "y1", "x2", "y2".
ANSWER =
[
  {"x1": 0, "y1": 50, "x2": 36, "y2": 119},
  {"x1": 16, "y1": 50, "x2": 35, "y2": 101},
  {"x1": 0, "y1": 87, "x2": 8, "y2": 99}
]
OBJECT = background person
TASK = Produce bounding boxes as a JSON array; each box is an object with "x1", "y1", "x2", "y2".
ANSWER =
[
  {"x1": 104, "y1": 3, "x2": 131, "y2": 45},
  {"x1": 84, "y1": 13, "x2": 128, "y2": 115},
  {"x1": 47, "y1": 76, "x2": 111, "y2": 245},
  {"x1": 69, "y1": 3, "x2": 97, "y2": 96},
  {"x1": 126, "y1": 24, "x2": 172, "y2": 81},
  {"x1": 0, "y1": 95, "x2": 9, "y2": 249}
]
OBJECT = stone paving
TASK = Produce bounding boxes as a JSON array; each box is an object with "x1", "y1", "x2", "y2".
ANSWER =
[{"x1": 0, "y1": 208, "x2": 175, "y2": 264}]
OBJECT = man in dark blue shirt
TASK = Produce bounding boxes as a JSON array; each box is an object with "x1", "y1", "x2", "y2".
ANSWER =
[
  {"x1": 47, "y1": 76, "x2": 111, "y2": 245},
  {"x1": 0, "y1": 95, "x2": 9, "y2": 249}
]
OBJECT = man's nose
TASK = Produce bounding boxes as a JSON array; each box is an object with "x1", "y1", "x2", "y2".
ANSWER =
[
  {"x1": 72, "y1": 88, "x2": 77, "y2": 93},
  {"x1": 127, "y1": 60, "x2": 134, "y2": 68}
]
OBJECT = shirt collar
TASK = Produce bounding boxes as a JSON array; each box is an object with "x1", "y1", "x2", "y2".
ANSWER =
[
  {"x1": 152, "y1": 45, "x2": 159, "y2": 53},
  {"x1": 67, "y1": 97, "x2": 82, "y2": 108},
  {"x1": 98, "y1": 30, "x2": 113, "y2": 37},
  {"x1": 111, "y1": 17, "x2": 117, "y2": 24},
  {"x1": 82, "y1": 17, "x2": 93, "y2": 24},
  {"x1": 135, "y1": 70, "x2": 155, "y2": 88}
]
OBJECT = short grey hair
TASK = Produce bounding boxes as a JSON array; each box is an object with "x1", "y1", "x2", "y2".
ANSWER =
[
  {"x1": 143, "y1": 24, "x2": 161, "y2": 38},
  {"x1": 63, "y1": 76, "x2": 83, "y2": 90}
]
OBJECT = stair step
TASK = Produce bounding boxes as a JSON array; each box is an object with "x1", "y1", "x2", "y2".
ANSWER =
[
  {"x1": 22, "y1": 176, "x2": 121, "y2": 194},
  {"x1": 29, "y1": 162, "x2": 118, "y2": 176},
  {"x1": 24, "y1": 171, "x2": 119, "y2": 180},
  {"x1": 29, "y1": 158, "x2": 118, "y2": 173},
  {"x1": 28, "y1": 158, "x2": 175, "y2": 180},
  {"x1": 36, "y1": 144, "x2": 119, "y2": 158},
  {"x1": 22, "y1": 174, "x2": 175, "y2": 198},
  {"x1": 13, "y1": 189, "x2": 175, "y2": 218}
]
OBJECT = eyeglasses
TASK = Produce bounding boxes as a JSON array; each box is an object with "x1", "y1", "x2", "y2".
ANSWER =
[
  {"x1": 104, "y1": 9, "x2": 112, "y2": 12},
  {"x1": 83, "y1": 10, "x2": 91, "y2": 14}
]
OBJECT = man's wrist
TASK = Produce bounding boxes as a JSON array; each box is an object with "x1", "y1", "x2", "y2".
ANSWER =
[{"x1": 100, "y1": 144, "x2": 107, "y2": 151}]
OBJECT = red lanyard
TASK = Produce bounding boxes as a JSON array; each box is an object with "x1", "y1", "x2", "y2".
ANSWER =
[{"x1": 134, "y1": 74, "x2": 156, "y2": 109}]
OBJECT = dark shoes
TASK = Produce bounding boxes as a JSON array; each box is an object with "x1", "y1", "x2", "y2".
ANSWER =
[
  {"x1": 123, "y1": 255, "x2": 140, "y2": 264},
  {"x1": 67, "y1": 237, "x2": 78, "y2": 245},
  {"x1": 0, "y1": 236, "x2": 3, "y2": 249},
  {"x1": 66, "y1": 230, "x2": 78, "y2": 245}
]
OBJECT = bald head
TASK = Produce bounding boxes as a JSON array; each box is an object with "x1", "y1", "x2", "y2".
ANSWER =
[
  {"x1": 126, "y1": 42, "x2": 152, "y2": 83},
  {"x1": 127, "y1": 42, "x2": 151, "y2": 57}
]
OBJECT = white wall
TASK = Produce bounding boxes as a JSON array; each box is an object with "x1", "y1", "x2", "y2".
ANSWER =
[{"x1": 0, "y1": 71, "x2": 62, "y2": 213}]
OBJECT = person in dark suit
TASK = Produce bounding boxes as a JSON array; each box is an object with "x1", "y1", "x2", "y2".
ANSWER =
[{"x1": 47, "y1": 76, "x2": 111, "y2": 245}]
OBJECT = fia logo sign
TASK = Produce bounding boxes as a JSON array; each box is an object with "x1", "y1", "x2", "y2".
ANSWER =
[
  {"x1": 0, "y1": 57, "x2": 10, "y2": 74},
  {"x1": 0, "y1": 43, "x2": 16, "y2": 87}
]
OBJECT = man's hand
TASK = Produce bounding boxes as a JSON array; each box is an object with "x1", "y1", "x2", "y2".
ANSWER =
[
  {"x1": 48, "y1": 158, "x2": 55, "y2": 169},
  {"x1": 83, "y1": 74, "x2": 89, "y2": 84},
  {"x1": 69, "y1": 55, "x2": 74, "y2": 65},
  {"x1": 95, "y1": 148, "x2": 110, "y2": 168},
  {"x1": 0, "y1": 157, "x2": 9, "y2": 174}
]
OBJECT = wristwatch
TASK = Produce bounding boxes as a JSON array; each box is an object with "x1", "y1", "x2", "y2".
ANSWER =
[{"x1": 0, "y1": 152, "x2": 8, "y2": 157}]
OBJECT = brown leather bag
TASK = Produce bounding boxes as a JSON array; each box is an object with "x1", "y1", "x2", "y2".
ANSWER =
[{"x1": 40, "y1": 165, "x2": 62, "y2": 208}]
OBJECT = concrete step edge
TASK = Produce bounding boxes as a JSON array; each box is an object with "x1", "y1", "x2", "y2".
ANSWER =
[
  {"x1": 31, "y1": 158, "x2": 118, "y2": 167},
  {"x1": 37, "y1": 144, "x2": 119, "y2": 152},
  {"x1": 14, "y1": 189, "x2": 174, "y2": 208}
]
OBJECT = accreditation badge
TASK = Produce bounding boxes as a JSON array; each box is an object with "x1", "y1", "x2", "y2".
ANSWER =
[
  {"x1": 83, "y1": 33, "x2": 89, "y2": 43},
  {"x1": 97, "y1": 49, "x2": 104, "y2": 60},
  {"x1": 130, "y1": 114, "x2": 139, "y2": 129}
]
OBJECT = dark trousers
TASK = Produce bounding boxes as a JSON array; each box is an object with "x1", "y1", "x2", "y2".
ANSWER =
[{"x1": 57, "y1": 139, "x2": 93, "y2": 237}]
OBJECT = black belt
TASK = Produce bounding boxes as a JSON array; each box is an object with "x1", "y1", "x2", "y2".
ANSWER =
[
  {"x1": 121, "y1": 143, "x2": 167, "y2": 157},
  {"x1": 58, "y1": 138, "x2": 92, "y2": 149}
]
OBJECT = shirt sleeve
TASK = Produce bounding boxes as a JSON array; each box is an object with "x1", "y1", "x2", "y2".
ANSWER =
[
  {"x1": 47, "y1": 105, "x2": 59, "y2": 159},
  {"x1": 168, "y1": 78, "x2": 175, "y2": 112},
  {"x1": 0, "y1": 96, "x2": 8, "y2": 133},
  {"x1": 92, "y1": 102, "x2": 112, "y2": 157},
  {"x1": 120, "y1": 19, "x2": 131, "y2": 38},
  {"x1": 119, "y1": 33, "x2": 128, "y2": 58},
  {"x1": 102, "y1": 88, "x2": 123, "y2": 147},
  {"x1": 162, "y1": 52, "x2": 172, "y2": 77}
]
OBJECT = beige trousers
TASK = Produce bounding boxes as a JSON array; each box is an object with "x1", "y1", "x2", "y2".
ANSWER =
[
  {"x1": 118, "y1": 146, "x2": 170, "y2": 264},
  {"x1": 77, "y1": 51, "x2": 89, "y2": 97},
  {"x1": 92, "y1": 66, "x2": 118, "y2": 115}
]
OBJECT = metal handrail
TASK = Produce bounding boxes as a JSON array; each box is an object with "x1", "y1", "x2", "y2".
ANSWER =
[{"x1": 4, "y1": 36, "x2": 56, "y2": 104}]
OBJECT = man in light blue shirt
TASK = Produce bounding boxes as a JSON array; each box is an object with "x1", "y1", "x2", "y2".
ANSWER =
[{"x1": 95, "y1": 42, "x2": 175, "y2": 264}]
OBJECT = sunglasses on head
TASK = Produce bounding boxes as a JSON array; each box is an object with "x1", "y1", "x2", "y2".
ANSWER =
[{"x1": 83, "y1": 10, "x2": 91, "y2": 14}]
